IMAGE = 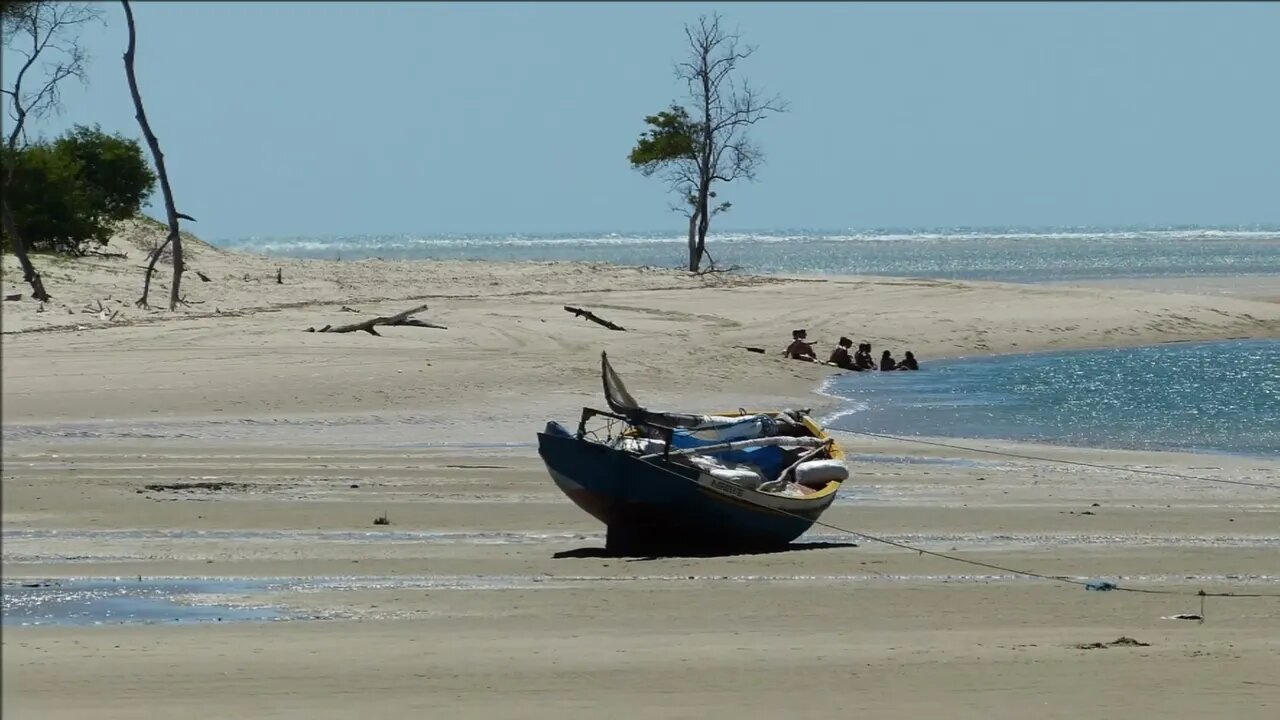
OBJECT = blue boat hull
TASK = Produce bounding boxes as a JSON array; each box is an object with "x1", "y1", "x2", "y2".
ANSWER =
[{"x1": 537, "y1": 425, "x2": 830, "y2": 552}]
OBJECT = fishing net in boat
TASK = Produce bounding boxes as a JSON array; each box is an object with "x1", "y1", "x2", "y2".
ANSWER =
[{"x1": 594, "y1": 352, "x2": 850, "y2": 497}]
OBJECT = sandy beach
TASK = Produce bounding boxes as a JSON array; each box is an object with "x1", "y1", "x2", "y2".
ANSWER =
[{"x1": 4, "y1": 222, "x2": 1280, "y2": 719}]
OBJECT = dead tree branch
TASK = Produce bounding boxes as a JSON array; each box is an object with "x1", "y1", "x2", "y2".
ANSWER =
[
  {"x1": 564, "y1": 305, "x2": 627, "y2": 332},
  {"x1": 123, "y1": 0, "x2": 187, "y2": 310},
  {"x1": 629, "y1": 12, "x2": 786, "y2": 272},
  {"x1": 306, "y1": 304, "x2": 447, "y2": 336},
  {"x1": 1, "y1": 1, "x2": 101, "y2": 302},
  {"x1": 690, "y1": 245, "x2": 741, "y2": 276},
  {"x1": 693, "y1": 264, "x2": 743, "y2": 276}
]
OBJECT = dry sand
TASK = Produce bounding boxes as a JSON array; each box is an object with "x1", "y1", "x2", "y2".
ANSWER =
[{"x1": 3, "y1": 221, "x2": 1279, "y2": 719}]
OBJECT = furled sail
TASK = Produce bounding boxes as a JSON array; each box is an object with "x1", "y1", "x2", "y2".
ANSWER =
[
  {"x1": 600, "y1": 351, "x2": 776, "y2": 432},
  {"x1": 601, "y1": 350, "x2": 643, "y2": 414}
]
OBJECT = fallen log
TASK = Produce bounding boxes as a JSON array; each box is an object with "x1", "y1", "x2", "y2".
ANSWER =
[
  {"x1": 306, "y1": 303, "x2": 447, "y2": 336},
  {"x1": 564, "y1": 305, "x2": 626, "y2": 332}
]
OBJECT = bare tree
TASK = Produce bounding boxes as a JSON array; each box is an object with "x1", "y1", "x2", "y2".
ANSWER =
[
  {"x1": 1, "y1": 1, "x2": 101, "y2": 301},
  {"x1": 121, "y1": 0, "x2": 187, "y2": 310},
  {"x1": 629, "y1": 13, "x2": 786, "y2": 273}
]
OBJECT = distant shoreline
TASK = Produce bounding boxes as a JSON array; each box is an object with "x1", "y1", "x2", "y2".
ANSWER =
[
  {"x1": 199, "y1": 225, "x2": 1280, "y2": 290},
  {"x1": 4, "y1": 217, "x2": 1279, "y2": 438}
]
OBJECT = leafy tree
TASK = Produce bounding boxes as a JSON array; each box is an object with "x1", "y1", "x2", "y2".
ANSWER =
[
  {"x1": 59, "y1": 124, "x2": 156, "y2": 224},
  {"x1": 1, "y1": 125, "x2": 156, "y2": 255},
  {"x1": 0, "y1": 1, "x2": 43, "y2": 49},
  {"x1": 629, "y1": 13, "x2": 786, "y2": 273},
  {"x1": 1, "y1": 141, "x2": 87, "y2": 254},
  {"x1": 629, "y1": 105, "x2": 699, "y2": 172}
]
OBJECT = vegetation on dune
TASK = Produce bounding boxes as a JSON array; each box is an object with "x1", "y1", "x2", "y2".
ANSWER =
[
  {"x1": 2, "y1": 0, "x2": 188, "y2": 309},
  {"x1": 1, "y1": 125, "x2": 156, "y2": 256},
  {"x1": 2, "y1": 0, "x2": 103, "y2": 300}
]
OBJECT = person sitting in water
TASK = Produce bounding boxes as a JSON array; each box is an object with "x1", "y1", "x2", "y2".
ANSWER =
[
  {"x1": 897, "y1": 351, "x2": 919, "y2": 371},
  {"x1": 853, "y1": 342, "x2": 875, "y2": 370},
  {"x1": 827, "y1": 336, "x2": 858, "y2": 370},
  {"x1": 879, "y1": 350, "x2": 897, "y2": 371},
  {"x1": 784, "y1": 329, "x2": 817, "y2": 362}
]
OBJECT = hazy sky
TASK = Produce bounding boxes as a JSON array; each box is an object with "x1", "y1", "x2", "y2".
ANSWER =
[{"x1": 4, "y1": 1, "x2": 1278, "y2": 240}]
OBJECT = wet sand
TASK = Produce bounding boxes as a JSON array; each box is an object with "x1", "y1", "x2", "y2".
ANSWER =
[{"x1": 4, "y1": 434, "x2": 1278, "y2": 719}]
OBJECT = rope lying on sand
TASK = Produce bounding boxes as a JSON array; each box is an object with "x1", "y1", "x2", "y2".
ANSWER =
[{"x1": 635, "y1": 452, "x2": 1280, "y2": 601}]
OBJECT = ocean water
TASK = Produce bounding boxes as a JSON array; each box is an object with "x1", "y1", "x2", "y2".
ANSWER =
[
  {"x1": 216, "y1": 226, "x2": 1280, "y2": 283},
  {"x1": 823, "y1": 340, "x2": 1280, "y2": 458}
]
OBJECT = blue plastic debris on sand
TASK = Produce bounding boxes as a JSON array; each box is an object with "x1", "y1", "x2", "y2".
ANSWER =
[{"x1": 1085, "y1": 580, "x2": 1117, "y2": 592}]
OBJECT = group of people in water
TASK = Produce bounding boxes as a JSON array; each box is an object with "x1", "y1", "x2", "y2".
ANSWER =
[{"x1": 783, "y1": 329, "x2": 919, "y2": 372}]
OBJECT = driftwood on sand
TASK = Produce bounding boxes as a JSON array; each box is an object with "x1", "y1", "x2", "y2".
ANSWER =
[
  {"x1": 81, "y1": 299, "x2": 121, "y2": 321},
  {"x1": 306, "y1": 303, "x2": 447, "y2": 336},
  {"x1": 564, "y1": 305, "x2": 626, "y2": 332}
]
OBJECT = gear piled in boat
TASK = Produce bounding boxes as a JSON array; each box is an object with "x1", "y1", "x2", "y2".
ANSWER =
[{"x1": 537, "y1": 352, "x2": 849, "y2": 553}]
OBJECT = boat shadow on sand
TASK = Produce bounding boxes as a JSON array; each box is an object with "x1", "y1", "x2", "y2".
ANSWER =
[{"x1": 553, "y1": 540, "x2": 859, "y2": 562}]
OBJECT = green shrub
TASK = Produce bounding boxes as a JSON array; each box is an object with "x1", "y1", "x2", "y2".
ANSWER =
[{"x1": 1, "y1": 124, "x2": 156, "y2": 255}]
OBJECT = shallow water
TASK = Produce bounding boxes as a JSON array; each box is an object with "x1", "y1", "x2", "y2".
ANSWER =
[
  {"x1": 7, "y1": 571, "x2": 1278, "y2": 627},
  {"x1": 825, "y1": 340, "x2": 1280, "y2": 458},
  {"x1": 1, "y1": 578, "x2": 289, "y2": 627}
]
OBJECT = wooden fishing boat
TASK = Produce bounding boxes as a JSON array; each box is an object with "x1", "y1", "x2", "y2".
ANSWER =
[{"x1": 536, "y1": 352, "x2": 848, "y2": 553}]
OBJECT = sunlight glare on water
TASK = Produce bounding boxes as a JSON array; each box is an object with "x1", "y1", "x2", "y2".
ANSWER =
[
  {"x1": 216, "y1": 227, "x2": 1280, "y2": 283},
  {"x1": 825, "y1": 340, "x2": 1279, "y2": 457}
]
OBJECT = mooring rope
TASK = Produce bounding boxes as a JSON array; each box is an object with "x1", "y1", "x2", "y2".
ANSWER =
[{"x1": 634, "y1": 456, "x2": 1280, "y2": 600}]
